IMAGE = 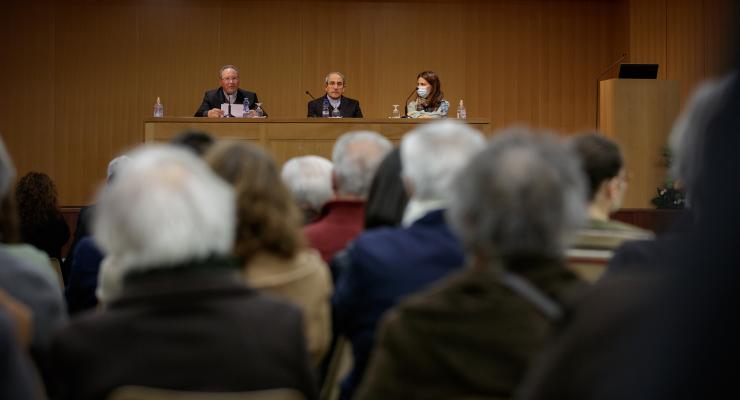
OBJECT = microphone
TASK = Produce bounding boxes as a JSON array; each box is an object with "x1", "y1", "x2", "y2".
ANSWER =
[
  {"x1": 595, "y1": 52, "x2": 628, "y2": 129},
  {"x1": 402, "y1": 87, "x2": 416, "y2": 117},
  {"x1": 305, "y1": 90, "x2": 316, "y2": 100}
]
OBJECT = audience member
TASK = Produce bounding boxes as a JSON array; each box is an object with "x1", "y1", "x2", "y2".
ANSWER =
[
  {"x1": 332, "y1": 120, "x2": 484, "y2": 399},
  {"x1": 566, "y1": 133, "x2": 652, "y2": 282},
  {"x1": 363, "y1": 148, "x2": 408, "y2": 229},
  {"x1": 281, "y1": 155, "x2": 334, "y2": 225},
  {"x1": 304, "y1": 131, "x2": 392, "y2": 262},
  {"x1": 356, "y1": 128, "x2": 588, "y2": 399},
  {"x1": 15, "y1": 172, "x2": 70, "y2": 261},
  {"x1": 407, "y1": 70, "x2": 449, "y2": 118},
  {"x1": 169, "y1": 130, "x2": 215, "y2": 157},
  {"x1": 0, "y1": 138, "x2": 67, "y2": 390},
  {"x1": 206, "y1": 141, "x2": 333, "y2": 365},
  {"x1": 51, "y1": 145, "x2": 317, "y2": 400},
  {"x1": 518, "y1": 73, "x2": 740, "y2": 400},
  {"x1": 63, "y1": 154, "x2": 130, "y2": 286},
  {"x1": 307, "y1": 72, "x2": 363, "y2": 118},
  {"x1": 0, "y1": 308, "x2": 37, "y2": 400}
]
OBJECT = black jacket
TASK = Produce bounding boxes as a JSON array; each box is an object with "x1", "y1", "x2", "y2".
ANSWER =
[
  {"x1": 307, "y1": 95, "x2": 363, "y2": 118},
  {"x1": 194, "y1": 88, "x2": 265, "y2": 117}
]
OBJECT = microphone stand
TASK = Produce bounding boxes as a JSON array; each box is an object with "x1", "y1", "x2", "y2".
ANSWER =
[{"x1": 595, "y1": 53, "x2": 627, "y2": 129}]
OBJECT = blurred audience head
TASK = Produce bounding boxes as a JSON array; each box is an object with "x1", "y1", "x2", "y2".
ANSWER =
[
  {"x1": 0, "y1": 138, "x2": 19, "y2": 243},
  {"x1": 668, "y1": 74, "x2": 736, "y2": 205},
  {"x1": 401, "y1": 120, "x2": 485, "y2": 202},
  {"x1": 568, "y1": 133, "x2": 626, "y2": 217},
  {"x1": 106, "y1": 154, "x2": 131, "y2": 183},
  {"x1": 93, "y1": 145, "x2": 235, "y2": 284},
  {"x1": 169, "y1": 130, "x2": 215, "y2": 157},
  {"x1": 281, "y1": 155, "x2": 334, "y2": 224},
  {"x1": 364, "y1": 148, "x2": 408, "y2": 229},
  {"x1": 206, "y1": 141, "x2": 304, "y2": 265},
  {"x1": 449, "y1": 128, "x2": 586, "y2": 262},
  {"x1": 15, "y1": 172, "x2": 60, "y2": 224},
  {"x1": 332, "y1": 131, "x2": 392, "y2": 198}
]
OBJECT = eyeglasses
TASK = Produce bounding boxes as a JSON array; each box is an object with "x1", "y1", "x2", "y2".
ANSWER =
[
  {"x1": 327, "y1": 81, "x2": 344, "y2": 87},
  {"x1": 221, "y1": 77, "x2": 239, "y2": 82}
]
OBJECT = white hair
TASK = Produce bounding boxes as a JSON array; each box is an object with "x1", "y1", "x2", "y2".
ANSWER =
[
  {"x1": 332, "y1": 131, "x2": 392, "y2": 198},
  {"x1": 106, "y1": 154, "x2": 131, "y2": 181},
  {"x1": 281, "y1": 155, "x2": 334, "y2": 212},
  {"x1": 669, "y1": 73, "x2": 736, "y2": 202},
  {"x1": 0, "y1": 136, "x2": 16, "y2": 199},
  {"x1": 93, "y1": 145, "x2": 235, "y2": 279},
  {"x1": 448, "y1": 128, "x2": 587, "y2": 260},
  {"x1": 401, "y1": 120, "x2": 485, "y2": 201}
]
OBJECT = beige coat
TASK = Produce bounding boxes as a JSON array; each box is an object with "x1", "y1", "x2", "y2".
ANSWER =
[{"x1": 244, "y1": 249, "x2": 333, "y2": 364}]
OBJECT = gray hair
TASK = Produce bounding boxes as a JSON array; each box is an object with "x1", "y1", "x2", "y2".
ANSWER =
[
  {"x1": 448, "y1": 128, "x2": 587, "y2": 260},
  {"x1": 93, "y1": 145, "x2": 235, "y2": 278},
  {"x1": 281, "y1": 155, "x2": 334, "y2": 212},
  {"x1": 106, "y1": 154, "x2": 131, "y2": 182},
  {"x1": 0, "y1": 136, "x2": 16, "y2": 199},
  {"x1": 219, "y1": 65, "x2": 239, "y2": 79},
  {"x1": 669, "y1": 73, "x2": 735, "y2": 202},
  {"x1": 325, "y1": 72, "x2": 346, "y2": 86},
  {"x1": 332, "y1": 131, "x2": 392, "y2": 198},
  {"x1": 401, "y1": 120, "x2": 485, "y2": 201}
]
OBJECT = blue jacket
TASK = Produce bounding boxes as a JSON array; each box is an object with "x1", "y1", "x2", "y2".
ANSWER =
[{"x1": 332, "y1": 209, "x2": 465, "y2": 399}]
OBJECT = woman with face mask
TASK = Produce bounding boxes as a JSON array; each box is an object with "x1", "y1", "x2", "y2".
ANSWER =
[{"x1": 407, "y1": 70, "x2": 449, "y2": 118}]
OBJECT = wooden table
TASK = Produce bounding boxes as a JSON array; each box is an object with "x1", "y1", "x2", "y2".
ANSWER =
[{"x1": 144, "y1": 117, "x2": 491, "y2": 164}]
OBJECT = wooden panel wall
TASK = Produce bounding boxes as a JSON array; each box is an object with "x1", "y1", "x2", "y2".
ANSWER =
[{"x1": 0, "y1": 0, "x2": 731, "y2": 206}]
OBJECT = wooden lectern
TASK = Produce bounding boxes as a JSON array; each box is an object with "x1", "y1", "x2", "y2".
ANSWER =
[{"x1": 599, "y1": 79, "x2": 680, "y2": 208}]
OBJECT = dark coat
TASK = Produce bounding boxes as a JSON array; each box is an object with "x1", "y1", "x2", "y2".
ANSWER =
[
  {"x1": 307, "y1": 95, "x2": 363, "y2": 118},
  {"x1": 50, "y1": 261, "x2": 317, "y2": 400},
  {"x1": 194, "y1": 88, "x2": 263, "y2": 117},
  {"x1": 356, "y1": 256, "x2": 585, "y2": 400}
]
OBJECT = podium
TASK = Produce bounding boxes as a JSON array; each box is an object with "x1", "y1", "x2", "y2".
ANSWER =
[{"x1": 599, "y1": 79, "x2": 680, "y2": 208}]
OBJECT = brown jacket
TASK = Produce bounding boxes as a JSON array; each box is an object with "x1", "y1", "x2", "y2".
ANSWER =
[{"x1": 245, "y1": 249, "x2": 333, "y2": 364}]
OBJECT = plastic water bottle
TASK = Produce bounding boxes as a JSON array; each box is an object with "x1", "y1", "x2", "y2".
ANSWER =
[
  {"x1": 243, "y1": 97, "x2": 251, "y2": 118},
  {"x1": 322, "y1": 100, "x2": 330, "y2": 118},
  {"x1": 331, "y1": 107, "x2": 341, "y2": 118},
  {"x1": 153, "y1": 97, "x2": 164, "y2": 118},
  {"x1": 457, "y1": 99, "x2": 467, "y2": 119}
]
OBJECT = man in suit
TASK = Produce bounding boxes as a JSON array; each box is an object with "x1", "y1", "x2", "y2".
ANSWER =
[
  {"x1": 50, "y1": 145, "x2": 316, "y2": 400},
  {"x1": 194, "y1": 65, "x2": 264, "y2": 117},
  {"x1": 307, "y1": 72, "x2": 363, "y2": 118}
]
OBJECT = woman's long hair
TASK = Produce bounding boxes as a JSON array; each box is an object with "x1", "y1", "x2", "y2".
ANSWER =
[
  {"x1": 206, "y1": 141, "x2": 305, "y2": 265},
  {"x1": 417, "y1": 70, "x2": 444, "y2": 111},
  {"x1": 15, "y1": 172, "x2": 60, "y2": 231}
]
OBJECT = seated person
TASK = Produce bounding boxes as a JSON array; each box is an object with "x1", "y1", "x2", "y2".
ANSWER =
[
  {"x1": 194, "y1": 65, "x2": 264, "y2": 118},
  {"x1": 308, "y1": 72, "x2": 363, "y2": 118},
  {"x1": 281, "y1": 156, "x2": 334, "y2": 225},
  {"x1": 51, "y1": 145, "x2": 316, "y2": 400},
  {"x1": 406, "y1": 70, "x2": 449, "y2": 118}
]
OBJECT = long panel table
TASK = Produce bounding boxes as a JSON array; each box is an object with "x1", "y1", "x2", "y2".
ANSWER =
[{"x1": 144, "y1": 118, "x2": 491, "y2": 164}]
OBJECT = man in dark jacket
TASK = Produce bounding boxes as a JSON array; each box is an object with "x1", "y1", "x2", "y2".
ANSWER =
[
  {"x1": 307, "y1": 72, "x2": 363, "y2": 118},
  {"x1": 195, "y1": 65, "x2": 263, "y2": 117}
]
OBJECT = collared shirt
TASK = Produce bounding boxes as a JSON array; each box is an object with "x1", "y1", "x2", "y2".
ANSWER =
[
  {"x1": 328, "y1": 96, "x2": 341, "y2": 109},
  {"x1": 224, "y1": 91, "x2": 237, "y2": 104}
]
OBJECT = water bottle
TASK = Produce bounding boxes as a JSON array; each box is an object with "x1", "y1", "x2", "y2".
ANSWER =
[
  {"x1": 243, "y1": 97, "x2": 251, "y2": 118},
  {"x1": 322, "y1": 100, "x2": 330, "y2": 118},
  {"x1": 457, "y1": 99, "x2": 467, "y2": 119},
  {"x1": 331, "y1": 107, "x2": 341, "y2": 118},
  {"x1": 153, "y1": 97, "x2": 164, "y2": 118}
]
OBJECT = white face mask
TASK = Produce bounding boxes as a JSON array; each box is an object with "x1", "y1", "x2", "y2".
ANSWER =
[{"x1": 417, "y1": 86, "x2": 429, "y2": 98}]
